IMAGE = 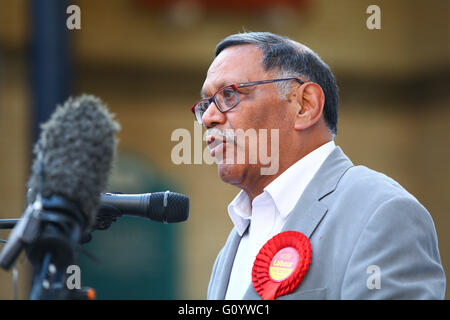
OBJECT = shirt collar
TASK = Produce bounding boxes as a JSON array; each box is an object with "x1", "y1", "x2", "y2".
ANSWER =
[
  {"x1": 227, "y1": 190, "x2": 252, "y2": 236},
  {"x1": 228, "y1": 140, "x2": 336, "y2": 236},
  {"x1": 264, "y1": 140, "x2": 336, "y2": 217}
]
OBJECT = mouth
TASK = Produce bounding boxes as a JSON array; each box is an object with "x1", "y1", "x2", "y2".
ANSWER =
[
  {"x1": 206, "y1": 135, "x2": 224, "y2": 157},
  {"x1": 206, "y1": 132, "x2": 235, "y2": 158}
]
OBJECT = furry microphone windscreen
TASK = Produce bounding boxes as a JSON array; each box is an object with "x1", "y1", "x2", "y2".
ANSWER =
[{"x1": 27, "y1": 94, "x2": 120, "y2": 229}]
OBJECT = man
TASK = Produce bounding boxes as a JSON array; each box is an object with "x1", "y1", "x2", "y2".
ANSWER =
[{"x1": 192, "y1": 32, "x2": 446, "y2": 299}]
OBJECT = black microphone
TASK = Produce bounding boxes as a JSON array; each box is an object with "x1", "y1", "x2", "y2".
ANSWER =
[
  {"x1": 98, "y1": 192, "x2": 189, "y2": 225},
  {"x1": 0, "y1": 95, "x2": 119, "y2": 299},
  {"x1": 0, "y1": 191, "x2": 190, "y2": 232}
]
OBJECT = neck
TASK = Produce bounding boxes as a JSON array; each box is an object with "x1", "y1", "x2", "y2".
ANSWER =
[{"x1": 242, "y1": 137, "x2": 332, "y2": 203}]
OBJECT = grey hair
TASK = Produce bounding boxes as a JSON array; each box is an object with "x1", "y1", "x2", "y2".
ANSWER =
[{"x1": 215, "y1": 32, "x2": 339, "y2": 137}]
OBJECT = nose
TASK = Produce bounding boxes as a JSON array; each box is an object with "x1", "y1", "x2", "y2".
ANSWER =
[{"x1": 201, "y1": 101, "x2": 227, "y2": 129}]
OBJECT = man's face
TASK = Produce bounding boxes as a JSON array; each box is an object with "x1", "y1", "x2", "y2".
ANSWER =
[{"x1": 201, "y1": 45, "x2": 297, "y2": 191}]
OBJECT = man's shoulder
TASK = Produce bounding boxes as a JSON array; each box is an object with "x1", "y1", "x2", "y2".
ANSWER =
[
  {"x1": 336, "y1": 164, "x2": 419, "y2": 204},
  {"x1": 321, "y1": 162, "x2": 433, "y2": 229}
]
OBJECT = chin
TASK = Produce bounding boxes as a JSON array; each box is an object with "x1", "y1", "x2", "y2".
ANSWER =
[{"x1": 217, "y1": 163, "x2": 246, "y2": 187}]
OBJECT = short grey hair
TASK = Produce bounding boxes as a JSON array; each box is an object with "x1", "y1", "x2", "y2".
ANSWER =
[{"x1": 215, "y1": 32, "x2": 339, "y2": 137}]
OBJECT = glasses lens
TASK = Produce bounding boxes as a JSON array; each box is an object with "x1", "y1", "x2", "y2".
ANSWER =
[
  {"x1": 216, "y1": 87, "x2": 238, "y2": 111},
  {"x1": 194, "y1": 100, "x2": 209, "y2": 124}
]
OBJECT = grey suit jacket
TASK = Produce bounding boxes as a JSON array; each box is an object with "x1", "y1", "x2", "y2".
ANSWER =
[{"x1": 207, "y1": 147, "x2": 446, "y2": 299}]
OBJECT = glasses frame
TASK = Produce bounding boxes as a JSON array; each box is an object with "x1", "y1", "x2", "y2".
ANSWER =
[{"x1": 191, "y1": 77, "x2": 305, "y2": 123}]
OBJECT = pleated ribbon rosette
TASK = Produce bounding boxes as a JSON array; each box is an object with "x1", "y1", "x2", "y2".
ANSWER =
[{"x1": 252, "y1": 231, "x2": 312, "y2": 300}]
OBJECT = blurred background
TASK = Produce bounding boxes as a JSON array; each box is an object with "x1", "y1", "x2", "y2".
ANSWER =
[{"x1": 0, "y1": 0, "x2": 448, "y2": 299}]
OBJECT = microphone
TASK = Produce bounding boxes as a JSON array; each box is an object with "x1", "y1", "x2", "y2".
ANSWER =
[
  {"x1": 96, "y1": 192, "x2": 189, "y2": 227},
  {"x1": 0, "y1": 95, "x2": 119, "y2": 299},
  {"x1": 0, "y1": 191, "x2": 190, "y2": 231},
  {"x1": 25, "y1": 95, "x2": 119, "y2": 229}
]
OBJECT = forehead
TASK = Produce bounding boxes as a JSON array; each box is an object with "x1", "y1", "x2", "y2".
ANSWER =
[{"x1": 201, "y1": 45, "x2": 266, "y2": 97}]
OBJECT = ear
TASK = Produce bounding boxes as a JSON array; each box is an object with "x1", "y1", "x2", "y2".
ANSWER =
[{"x1": 292, "y1": 82, "x2": 325, "y2": 131}]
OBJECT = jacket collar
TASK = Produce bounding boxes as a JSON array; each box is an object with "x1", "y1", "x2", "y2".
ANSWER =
[{"x1": 281, "y1": 146, "x2": 354, "y2": 236}]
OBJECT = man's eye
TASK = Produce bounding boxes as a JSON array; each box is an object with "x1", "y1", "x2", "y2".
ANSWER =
[
  {"x1": 222, "y1": 89, "x2": 235, "y2": 98},
  {"x1": 198, "y1": 101, "x2": 210, "y2": 111}
]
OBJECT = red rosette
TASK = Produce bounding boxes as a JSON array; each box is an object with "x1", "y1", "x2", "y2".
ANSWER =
[{"x1": 251, "y1": 231, "x2": 312, "y2": 300}]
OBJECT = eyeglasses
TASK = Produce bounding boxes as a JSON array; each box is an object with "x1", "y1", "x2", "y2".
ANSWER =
[{"x1": 191, "y1": 77, "x2": 304, "y2": 125}]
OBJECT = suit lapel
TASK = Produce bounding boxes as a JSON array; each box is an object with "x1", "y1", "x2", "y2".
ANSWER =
[
  {"x1": 213, "y1": 228, "x2": 242, "y2": 299},
  {"x1": 242, "y1": 146, "x2": 354, "y2": 299},
  {"x1": 282, "y1": 147, "x2": 354, "y2": 235}
]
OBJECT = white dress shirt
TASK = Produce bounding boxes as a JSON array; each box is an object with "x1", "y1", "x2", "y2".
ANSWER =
[{"x1": 224, "y1": 140, "x2": 336, "y2": 299}]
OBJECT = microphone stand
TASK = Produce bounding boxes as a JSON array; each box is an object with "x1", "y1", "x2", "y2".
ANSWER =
[
  {"x1": 0, "y1": 198, "x2": 138, "y2": 299},
  {"x1": 0, "y1": 220, "x2": 19, "y2": 230},
  {"x1": 0, "y1": 196, "x2": 96, "y2": 300},
  {"x1": 26, "y1": 195, "x2": 87, "y2": 300}
]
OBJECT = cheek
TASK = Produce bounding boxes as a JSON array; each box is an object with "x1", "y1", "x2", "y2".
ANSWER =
[{"x1": 229, "y1": 101, "x2": 281, "y2": 130}]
